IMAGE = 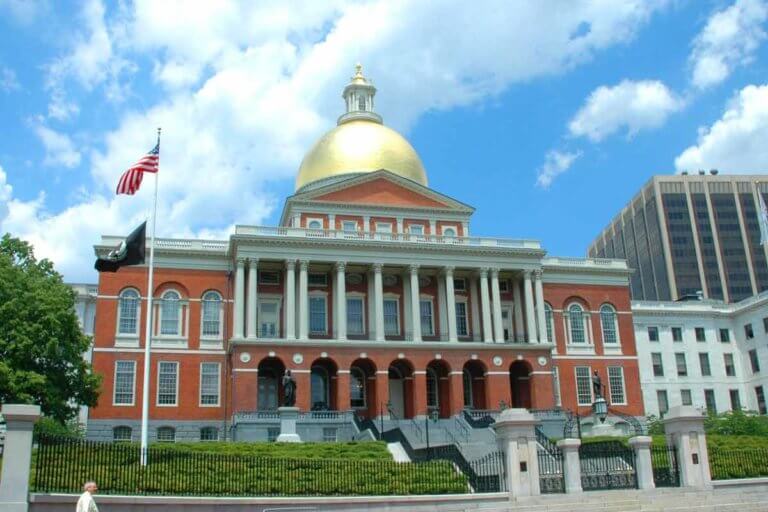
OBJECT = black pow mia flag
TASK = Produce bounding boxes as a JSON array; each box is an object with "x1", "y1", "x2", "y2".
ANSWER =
[{"x1": 94, "y1": 221, "x2": 146, "y2": 272}]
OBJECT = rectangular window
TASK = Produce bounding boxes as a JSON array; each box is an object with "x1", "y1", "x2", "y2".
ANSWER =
[
  {"x1": 259, "y1": 300, "x2": 280, "y2": 337},
  {"x1": 160, "y1": 299, "x2": 179, "y2": 335},
  {"x1": 408, "y1": 224, "x2": 424, "y2": 235},
  {"x1": 201, "y1": 297, "x2": 220, "y2": 337},
  {"x1": 744, "y1": 323, "x2": 754, "y2": 340},
  {"x1": 695, "y1": 327, "x2": 706, "y2": 342},
  {"x1": 749, "y1": 349, "x2": 760, "y2": 373},
  {"x1": 267, "y1": 427, "x2": 280, "y2": 442},
  {"x1": 675, "y1": 353, "x2": 688, "y2": 376},
  {"x1": 729, "y1": 389, "x2": 741, "y2": 411},
  {"x1": 699, "y1": 353, "x2": 712, "y2": 376},
  {"x1": 157, "y1": 361, "x2": 178, "y2": 406},
  {"x1": 552, "y1": 367, "x2": 562, "y2": 407},
  {"x1": 681, "y1": 389, "x2": 693, "y2": 406},
  {"x1": 420, "y1": 299, "x2": 434, "y2": 336},
  {"x1": 383, "y1": 299, "x2": 399, "y2": 335},
  {"x1": 322, "y1": 427, "x2": 337, "y2": 442},
  {"x1": 652, "y1": 353, "x2": 664, "y2": 377},
  {"x1": 346, "y1": 297, "x2": 364, "y2": 335},
  {"x1": 342, "y1": 220, "x2": 358, "y2": 232},
  {"x1": 763, "y1": 317, "x2": 768, "y2": 333},
  {"x1": 575, "y1": 367, "x2": 592, "y2": 405},
  {"x1": 724, "y1": 353, "x2": 736, "y2": 376},
  {"x1": 200, "y1": 363, "x2": 220, "y2": 406},
  {"x1": 499, "y1": 280, "x2": 509, "y2": 292},
  {"x1": 648, "y1": 326, "x2": 659, "y2": 342},
  {"x1": 608, "y1": 367, "x2": 626, "y2": 404},
  {"x1": 375, "y1": 222, "x2": 392, "y2": 233},
  {"x1": 309, "y1": 296, "x2": 327, "y2": 334},
  {"x1": 453, "y1": 278, "x2": 466, "y2": 291},
  {"x1": 756, "y1": 386, "x2": 767, "y2": 415},
  {"x1": 657, "y1": 390, "x2": 669, "y2": 416},
  {"x1": 259, "y1": 271, "x2": 280, "y2": 285},
  {"x1": 719, "y1": 328, "x2": 731, "y2": 342},
  {"x1": 455, "y1": 302, "x2": 468, "y2": 336},
  {"x1": 672, "y1": 327, "x2": 683, "y2": 342},
  {"x1": 114, "y1": 361, "x2": 136, "y2": 405},
  {"x1": 308, "y1": 273, "x2": 328, "y2": 286},
  {"x1": 705, "y1": 389, "x2": 717, "y2": 414}
]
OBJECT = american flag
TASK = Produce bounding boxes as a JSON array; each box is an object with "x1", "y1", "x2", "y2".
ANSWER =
[{"x1": 116, "y1": 143, "x2": 159, "y2": 195}]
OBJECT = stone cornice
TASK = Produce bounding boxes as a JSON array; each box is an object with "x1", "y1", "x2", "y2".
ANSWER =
[{"x1": 228, "y1": 338, "x2": 555, "y2": 352}]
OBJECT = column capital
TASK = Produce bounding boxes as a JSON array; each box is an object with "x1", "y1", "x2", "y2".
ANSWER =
[
  {"x1": 335, "y1": 261, "x2": 347, "y2": 272},
  {"x1": 236, "y1": 256, "x2": 247, "y2": 266},
  {"x1": 285, "y1": 260, "x2": 296, "y2": 271},
  {"x1": 490, "y1": 267, "x2": 500, "y2": 278},
  {"x1": 533, "y1": 269, "x2": 543, "y2": 279},
  {"x1": 523, "y1": 269, "x2": 533, "y2": 279},
  {"x1": 372, "y1": 262, "x2": 384, "y2": 273},
  {"x1": 299, "y1": 260, "x2": 310, "y2": 271},
  {"x1": 478, "y1": 267, "x2": 489, "y2": 278},
  {"x1": 248, "y1": 257, "x2": 259, "y2": 267},
  {"x1": 442, "y1": 266, "x2": 455, "y2": 276},
  {"x1": 409, "y1": 263, "x2": 420, "y2": 274}
]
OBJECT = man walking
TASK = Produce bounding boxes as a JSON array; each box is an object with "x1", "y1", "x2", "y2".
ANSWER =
[{"x1": 76, "y1": 481, "x2": 99, "y2": 512}]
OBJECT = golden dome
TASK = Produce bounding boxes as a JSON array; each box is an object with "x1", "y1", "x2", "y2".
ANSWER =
[{"x1": 295, "y1": 119, "x2": 428, "y2": 191}]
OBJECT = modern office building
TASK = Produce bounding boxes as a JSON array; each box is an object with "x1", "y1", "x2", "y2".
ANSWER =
[
  {"x1": 589, "y1": 173, "x2": 768, "y2": 303},
  {"x1": 633, "y1": 292, "x2": 768, "y2": 417}
]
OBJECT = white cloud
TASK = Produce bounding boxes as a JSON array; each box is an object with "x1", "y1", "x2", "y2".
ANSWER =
[
  {"x1": 675, "y1": 83, "x2": 768, "y2": 173},
  {"x1": 690, "y1": 0, "x2": 768, "y2": 89},
  {"x1": 568, "y1": 80, "x2": 684, "y2": 142},
  {"x1": 12, "y1": 0, "x2": 671, "y2": 280},
  {"x1": 33, "y1": 123, "x2": 82, "y2": 168},
  {"x1": 0, "y1": 165, "x2": 13, "y2": 222},
  {"x1": 536, "y1": 150, "x2": 582, "y2": 189},
  {"x1": 0, "y1": 67, "x2": 20, "y2": 92}
]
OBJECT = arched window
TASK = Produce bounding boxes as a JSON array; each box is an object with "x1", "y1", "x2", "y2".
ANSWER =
[
  {"x1": 201, "y1": 291, "x2": 222, "y2": 337},
  {"x1": 113, "y1": 425, "x2": 132, "y2": 442},
  {"x1": 156, "y1": 426, "x2": 175, "y2": 442},
  {"x1": 568, "y1": 304, "x2": 585, "y2": 343},
  {"x1": 200, "y1": 426, "x2": 219, "y2": 441},
  {"x1": 118, "y1": 289, "x2": 139, "y2": 335},
  {"x1": 310, "y1": 366, "x2": 329, "y2": 410},
  {"x1": 443, "y1": 227, "x2": 457, "y2": 237},
  {"x1": 350, "y1": 367, "x2": 366, "y2": 408},
  {"x1": 307, "y1": 219, "x2": 322, "y2": 229},
  {"x1": 462, "y1": 369, "x2": 473, "y2": 408},
  {"x1": 160, "y1": 290, "x2": 180, "y2": 335},
  {"x1": 426, "y1": 368, "x2": 439, "y2": 409},
  {"x1": 600, "y1": 304, "x2": 618, "y2": 344},
  {"x1": 544, "y1": 303, "x2": 554, "y2": 342}
]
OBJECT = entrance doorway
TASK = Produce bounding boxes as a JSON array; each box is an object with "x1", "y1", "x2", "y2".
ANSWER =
[
  {"x1": 509, "y1": 360, "x2": 532, "y2": 409},
  {"x1": 388, "y1": 360, "x2": 414, "y2": 418},
  {"x1": 257, "y1": 357, "x2": 285, "y2": 410}
]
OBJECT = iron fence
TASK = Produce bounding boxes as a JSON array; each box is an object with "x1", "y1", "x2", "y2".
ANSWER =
[
  {"x1": 537, "y1": 446, "x2": 565, "y2": 494},
  {"x1": 709, "y1": 447, "x2": 768, "y2": 480},
  {"x1": 468, "y1": 450, "x2": 507, "y2": 493},
  {"x1": 31, "y1": 434, "x2": 468, "y2": 496},
  {"x1": 650, "y1": 445, "x2": 680, "y2": 487},
  {"x1": 579, "y1": 441, "x2": 637, "y2": 491}
]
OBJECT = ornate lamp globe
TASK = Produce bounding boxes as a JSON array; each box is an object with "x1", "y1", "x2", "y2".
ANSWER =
[{"x1": 593, "y1": 397, "x2": 609, "y2": 423}]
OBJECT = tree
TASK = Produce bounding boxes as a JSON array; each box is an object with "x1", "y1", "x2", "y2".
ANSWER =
[{"x1": 0, "y1": 234, "x2": 100, "y2": 422}]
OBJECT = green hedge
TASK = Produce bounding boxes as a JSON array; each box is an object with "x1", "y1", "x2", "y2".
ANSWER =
[
  {"x1": 709, "y1": 447, "x2": 768, "y2": 480},
  {"x1": 147, "y1": 440, "x2": 392, "y2": 459},
  {"x1": 31, "y1": 441, "x2": 467, "y2": 496}
]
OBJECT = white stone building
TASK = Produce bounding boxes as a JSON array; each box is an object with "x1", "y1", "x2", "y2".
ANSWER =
[
  {"x1": 69, "y1": 283, "x2": 98, "y2": 425},
  {"x1": 633, "y1": 292, "x2": 768, "y2": 417}
]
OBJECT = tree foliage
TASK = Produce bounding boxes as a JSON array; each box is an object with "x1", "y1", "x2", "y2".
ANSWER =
[
  {"x1": 704, "y1": 409, "x2": 768, "y2": 436},
  {"x1": 0, "y1": 234, "x2": 100, "y2": 422}
]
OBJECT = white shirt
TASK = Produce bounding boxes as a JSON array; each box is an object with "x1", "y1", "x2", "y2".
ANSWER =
[{"x1": 76, "y1": 491, "x2": 99, "y2": 512}]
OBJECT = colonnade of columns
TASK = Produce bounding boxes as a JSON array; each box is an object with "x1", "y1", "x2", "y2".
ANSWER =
[{"x1": 232, "y1": 257, "x2": 550, "y2": 344}]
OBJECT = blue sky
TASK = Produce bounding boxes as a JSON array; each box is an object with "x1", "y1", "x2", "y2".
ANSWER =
[{"x1": 1, "y1": 0, "x2": 767, "y2": 282}]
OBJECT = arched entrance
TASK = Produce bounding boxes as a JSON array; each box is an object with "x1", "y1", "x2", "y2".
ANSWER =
[
  {"x1": 426, "y1": 360, "x2": 451, "y2": 418},
  {"x1": 388, "y1": 359, "x2": 414, "y2": 419},
  {"x1": 509, "y1": 360, "x2": 532, "y2": 409},
  {"x1": 257, "y1": 357, "x2": 285, "y2": 410},
  {"x1": 310, "y1": 358, "x2": 338, "y2": 410},
  {"x1": 463, "y1": 360, "x2": 487, "y2": 410},
  {"x1": 350, "y1": 358, "x2": 377, "y2": 418}
]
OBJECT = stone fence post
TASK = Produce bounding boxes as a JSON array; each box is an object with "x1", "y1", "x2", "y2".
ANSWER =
[
  {"x1": 492, "y1": 408, "x2": 540, "y2": 498},
  {"x1": 556, "y1": 438, "x2": 582, "y2": 493},
  {"x1": 629, "y1": 436, "x2": 654, "y2": 490},
  {"x1": 0, "y1": 404, "x2": 41, "y2": 512},
  {"x1": 662, "y1": 405, "x2": 712, "y2": 489}
]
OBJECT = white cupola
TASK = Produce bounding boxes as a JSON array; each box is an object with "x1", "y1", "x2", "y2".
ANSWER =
[{"x1": 337, "y1": 63, "x2": 383, "y2": 125}]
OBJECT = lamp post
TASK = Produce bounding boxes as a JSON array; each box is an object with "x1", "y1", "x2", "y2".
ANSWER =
[{"x1": 592, "y1": 397, "x2": 609, "y2": 424}]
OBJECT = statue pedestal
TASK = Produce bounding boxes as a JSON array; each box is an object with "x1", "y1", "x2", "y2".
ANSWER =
[{"x1": 276, "y1": 407, "x2": 302, "y2": 443}]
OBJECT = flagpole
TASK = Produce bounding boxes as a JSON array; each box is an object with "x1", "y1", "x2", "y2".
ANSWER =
[{"x1": 140, "y1": 128, "x2": 161, "y2": 466}]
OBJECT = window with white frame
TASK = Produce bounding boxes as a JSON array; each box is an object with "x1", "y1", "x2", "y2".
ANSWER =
[
  {"x1": 200, "y1": 362, "x2": 220, "y2": 406},
  {"x1": 201, "y1": 291, "x2": 222, "y2": 338},
  {"x1": 375, "y1": 222, "x2": 392, "y2": 233},
  {"x1": 575, "y1": 366, "x2": 592, "y2": 405},
  {"x1": 544, "y1": 303, "x2": 554, "y2": 342},
  {"x1": 426, "y1": 368, "x2": 439, "y2": 408},
  {"x1": 117, "y1": 289, "x2": 140, "y2": 335},
  {"x1": 307, "y1": 218, "x2": 323, "y2": 230},
  {"x1": 568, "y1": 304, "x2": 586, "y2": 343},
  {"x1": 346, "y1": 296, "x2": 365, "y2": 335},
  {"x1": 384, "y1": 298, "x2": 399, "y2": 335},
  {"x1": 409, "y1": 224, "x2": 424, "y2": 235},
  {"x1": 309, "y1": 295, "x2": 327, "y2": 334},
  {"x1": 420, "y1": 299, "x2": 434, "y2": 336},
  {"x1": 442, "y1": 226, "x2": 457, "y2": 237},
  {"x1": 499, "y1": 279, "x2": 509, "y2": 292},
  {"x1": 114, "y1": 361, "x2": 136, "y2": 405},
  {"x1": 552, "y1": 366, "x2": 562, "y2": 407},
  {"x1": 157, "y1": 426, "x2": 175, "y2": 442},
  {"x1": 200, "y1": 427, "x2": 219, "y2": 441},
  {"x1": 453, "y1": 278, "x2": 466, "y2": 291},
  {"x1": 259, "y1": 299, "x2": 280, "y2": 337},
  {"x1": 157, "y1": 361, "x2": 178, "y2": 406},
  {"x1": 113, "y1": 426, "x2": 132, "y2": 442},
  {"x1": 259, "y1": 271, "x2": 280, "y2": 285},
  {"x1": 342, "y1": 220, "x2": 358, "y2": 232},
  {"x1": 308, "y1": 273, "x2": 328, "y2": 286},
  {"x1": 600, "y1": 304, "x2": 618, "y2": 344},
  {"x1": 456, "y1": 301, "x2": 468, "y2": 336},
  {"x1": 323, "y1": 427, "x2": 338, "y2": 442},
  {"x1": 608, "y1": 367, "x2": 626, "y2": 404},
  {"x1": 159, "y1": 290, "x2": 181, "y2": 335},
  {"x1": 681, "y1": 389, "x2": 693, "y2": 406},
  {"x1": 350, "y1": 367, "x2": 366, "y2": 408}
]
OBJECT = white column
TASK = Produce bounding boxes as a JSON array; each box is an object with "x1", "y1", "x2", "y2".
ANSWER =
[
  {"x1": 491, "y1": 268, "x2": 504, "y2": 343},
  {"x1": 246, "y1": 258, "x2": 258, "y2": 338},
  {"x1": 445, "y1": 267, "x2": 458, "y2": 342},
  {"x1": 363, "y1": 215, "x2": 371, "y2": 234},
  {"x1": 0, "y1": 404, "x2": 41, "y2": 512},
  {"x1": 285, "y1": 260, "x2": 296, "y2": 340},
  {"x1": 373, "y1": 263, "x2": 385, "y2": 341},
  {"x1": 534, "y1": 270, "x2": 548, "y2": 344},
  {"x1": 513, "y1": 278, "x2": 524, "y2": 342},
  {"x1": 557, "y1": 438, "x2": 583, "y2": 493},
  {"x1": 336, "y1": 261, "x2": 347, "y2": 341},
  {"x1": 298, "y1": 260, "x2": 309, "y2": 339},
  {"x1": 523, "y1": 271, "x2": 536, "y2": 343},
  {"x1": 479, "y1": 269, "x2": 493, "y2": 343},
  {"x1": 469, "y1": 274, "x2": 481, "y2": 341},
  {"x1": 397, "y1": 217, "x2": 404, "y2": 235},
  {"x1": 328, "y1": 213, "x2": 336, "y2": 231},
  {"x1": 234, "y1": 257, "x2": 246, "y2": 339},
  {"x1": 409, "y1": 264, "x2": 422, "y2": 342},
  {"x1": 630, "y1": 436, "x2": 655, "y2": 490},
  {"x1": 292, "y1": 213, "x2": 301, "y2": 227},
  {"x1": 663, "y1": 406, "x2": 712, "y2": 489}
]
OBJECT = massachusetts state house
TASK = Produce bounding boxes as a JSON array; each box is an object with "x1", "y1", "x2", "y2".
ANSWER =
[{"x1": 88, "y1": 66, "x2": 643, "y2": 442}]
